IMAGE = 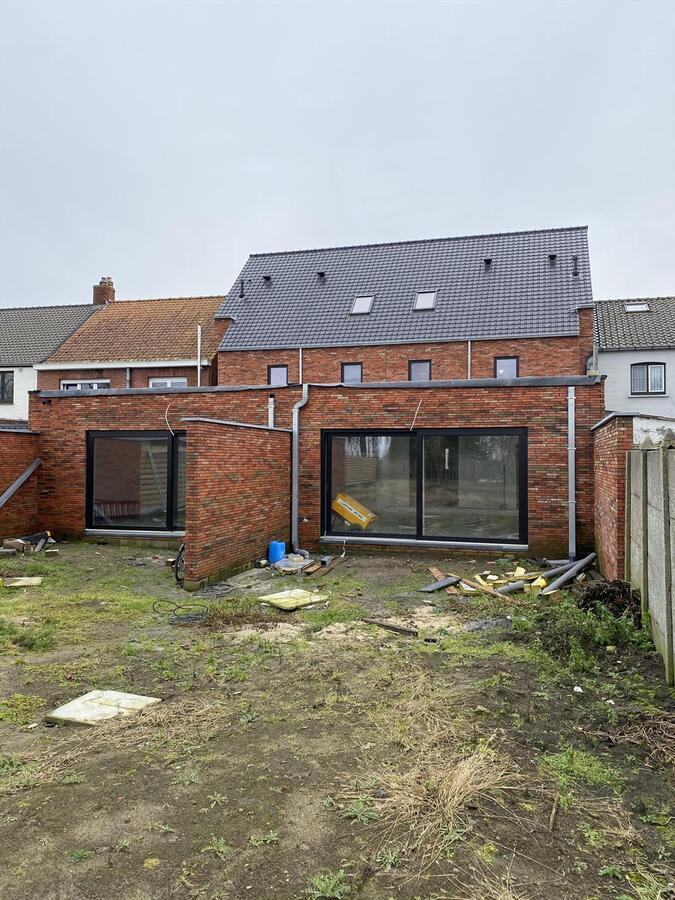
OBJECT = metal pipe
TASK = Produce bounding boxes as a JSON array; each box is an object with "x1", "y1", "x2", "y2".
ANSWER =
[
  {"x1": 320, "y1": 534, "x2": 528, "y2": 552},
  {"x1": 541, "y1": 552, "x2": 596, "y2": 595},
  {"x1": 197, "y1": 325, "x2": 202, "y2": 387},
  {"x1": 496, "y1": 559, "x2": 577, "y2": 594},
  {"x1": 291, "y1": 383, "x2": 309, "y2": 551},
  {"x1": 568, "y1": 386, "x2": 577, "y2": 559},
  {"x1": 267, "y1": 394, "x2": 276, "y2": 429},
  {"x1": 467, "y1": 339, "x2": 472, "y2": 378},
  {"x1": 298, "y1": 348, "x2": 303, "y2": 383},
  {"x1": 125, "y1": 367, "x2": 131, "y2": 388}
]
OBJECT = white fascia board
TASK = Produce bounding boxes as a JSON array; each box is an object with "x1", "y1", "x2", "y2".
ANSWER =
[{"x1": 35, "y1": 359, "x2": 209, "y2": 371}]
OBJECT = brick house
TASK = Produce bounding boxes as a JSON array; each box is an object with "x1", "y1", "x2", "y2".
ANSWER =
[
  {"x1": 2, "y1": 225, "x2": 628, "y2": 587},
  {"x1": 35, "y1": 278, "x2": 226, "y2": 391}
]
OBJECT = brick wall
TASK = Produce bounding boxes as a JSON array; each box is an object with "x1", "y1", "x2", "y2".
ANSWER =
[
  {"x1": 37, "y1": 364, "x2": 215, "y2": 391},
  {"x1": 183, "y1": 421, "x2": 291, "y2": 585},
  {"x1": 296, "y1": 381, "x2": 605, "y2": 560},
  {"x1": 0, "y1": 430, "x2": 40, "y2": 539},
  {"x1": 592, "y1": 414, "x2": 634, "y2": 579},
  {"x1": 217, "y1": 332, "x2": 593, "y2": 386},
  {"x1": 28, "y1": 387, "x2": 301, "y2": 536}
]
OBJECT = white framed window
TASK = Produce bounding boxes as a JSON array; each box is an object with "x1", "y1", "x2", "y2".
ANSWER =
[
  {"x1": 351, "y1": 295, "x2": 374, "y2": 315},
  {"x1": 414, "y1": 290, "x2": 436, "y2": 310},
  {"x1": 60, "y1": 380, "x2": 110, "y2": 391},
  {"x1": 0, "y1": 370, "x2": 14, "y2": 404},
  {"x1": 494, "y1": 357, "x2": 519, "y2": 378},
  {"x1": 624, "y1": 302, "x2": 651, "y2": 313},
  {"x1": 149, "y1": 377, "x2": 188, "y2": 389},
  {"x1": 268, "y1": 365, "x2": 288, "y2": 387},
  {"x1": 631, "y1": 363, "x2": 665, "y2": 395},
  {"x1": 408, "y1": 360, "x2": 431, "y2": 381},
  {"x1": 341, "y1": 362, "x2": 363, "y2": 383}
]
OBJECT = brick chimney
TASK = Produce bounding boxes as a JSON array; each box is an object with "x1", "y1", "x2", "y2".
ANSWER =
[{"x1": 93, "y1": 276, "x2": 115, "y2": 305}]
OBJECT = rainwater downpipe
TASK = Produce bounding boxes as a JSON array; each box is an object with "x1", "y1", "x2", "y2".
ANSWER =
[
  {"x1": 467, "y1": 340, "x2": 472, "y2": 378},
  {"x1": 567, "y1": 385, "x2": 577, "y2": 560},
  {"x1": 291, "y1": 383, "x2": 309, "y2": 551},
  {"x1": 196, "y1": 324, "x2": 202, "y2": 387},
  {"x1": 125, "y1": 367, "x2": 131, "y2": 388},
  {"x1": 268, "y1": 394, "x2": 276, "y2": 429},
  {"x1": 298, "y1": 348, "x2": 303, "y2": 383}
]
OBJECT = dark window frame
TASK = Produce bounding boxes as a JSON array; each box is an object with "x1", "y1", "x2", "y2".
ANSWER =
[
  {"x1": 321, "y1": 427, "x2": 528, "y2": 545},
  {"x1": 630, "y1": 362, "x2": 666, "y2": 395},
  {"x1": 494, "y1": 356, "x2": 520, "y2": 378},
  {"x1": 267, "y1": 365, "x2": 288, "y2": 387},
  {"x1": 0, "y1": 371, "x2": 14, "y2": 404},
  {"x1": 408, "y1": 359, "x2": 432, "y2": 381},
  {"x1": 341, "y1": 362, "x2": 363, "y2": 383},
  {"x1": 86, "y1": 429, "x2": 186, "y2": 532}
]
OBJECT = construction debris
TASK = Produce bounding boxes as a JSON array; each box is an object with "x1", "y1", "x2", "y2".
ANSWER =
[
  {"x1": 363, "y1": 618, "x2": 419, "y2": 636},
  {"x1": 2, "y1": 539, "x2": 28, "y2": 552},
  {"x1": 0, "y1": 547, "x2": 17, "y2": 558},
  {"x1": 419, "y1": 575, "x2": 461, "y2": 593},
  {"x1": 45, "y1": 689, "x2": 161, "y2": 726},
  {"x1": 2, "y1": 576, "x2": 44, "y2": 589},
  {"x1": 258, "y1": 588, "x2": 328, "y2": 611},
  {"x1": 540, "y1": 553, "x2": 596, "y2": 595}
]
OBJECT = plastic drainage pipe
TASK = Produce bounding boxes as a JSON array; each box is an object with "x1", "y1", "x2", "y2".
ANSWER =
[
  {"x1": 291, "y1": 383, "x2": 309, "y2": 551},
  {"x1": 496, "y1": 559, "x2": 577, "y2": 595},
  {"x1": 540, "y1": 552, "x2": 596, "y2": 595}
]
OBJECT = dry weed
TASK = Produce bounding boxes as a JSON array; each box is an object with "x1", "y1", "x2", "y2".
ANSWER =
[{"x1": 590, "y1": 710, "x2": 675, "y2": 767}]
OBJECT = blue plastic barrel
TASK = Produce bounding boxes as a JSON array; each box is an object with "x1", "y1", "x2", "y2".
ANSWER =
[{"x1": 268, "y1": 541, "x2": 286, "y2": 564}]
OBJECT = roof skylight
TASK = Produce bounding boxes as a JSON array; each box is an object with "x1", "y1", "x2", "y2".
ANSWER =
[
  {"x1": 414, "y1": 291, "x2": 436, "y2": 311},
  {"x1": 351, "y1": 295, "x2": 374, "y2": 315},
  {"x1": 624, "y1": 302, "x2": 651, "y2": 313}
]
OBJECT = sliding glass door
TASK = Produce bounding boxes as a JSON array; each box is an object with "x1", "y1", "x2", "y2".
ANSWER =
[
  {"x1": 87, "y1": 431, "x2": 186, "y2": 531},
  {"x1": 324, "y1": 429, "x2": 526, "y2": 544}
]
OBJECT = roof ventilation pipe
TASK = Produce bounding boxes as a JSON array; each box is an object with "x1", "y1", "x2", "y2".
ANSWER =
[
  {"x1": 572, "y1": 255, "x2": 579, "y2": 277},
  {"x1": 239, "y1": 279, "x2": 245, "y2": 298}
]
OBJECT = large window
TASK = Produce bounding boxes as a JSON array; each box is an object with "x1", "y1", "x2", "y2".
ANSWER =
[
  {"x1": 0, "y1": 371, "x2": 14, "y2": 403},
  {"x1": 324, "y1": 429, "x2": 526, "y2": 544},
  {"x1": 631, "y1": 363, "x2": 665, "y2": 395},
  {"x1": 87, "y1": 431, "x2": 186, "y2": 531}
]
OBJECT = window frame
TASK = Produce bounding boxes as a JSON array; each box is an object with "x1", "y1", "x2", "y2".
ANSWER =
[
  {"x1": 414, "y1": 290, "x2": 437, "y2": 311},
  {"x1": 408, "y1": 359, "x2": 432, "y2": 382},
  {"x1": 493, "y1": 356, "x2": 520, "y2": 379},
  {"x1": 148, "y1": 377, "x2": 189, "y2": 389},
  {"x1": 60, "y1": 379, "x2": 111, "y2": 391},
  {"x1": 631, "y1": 362, "x2": 666, "y2": 396},
  {"x1": 321, "y1": 427, "x2": 528, "y2": 545},
  {"x1": 86, "y1": 429, "x2": 186, "y2": 532},
  {"x1": 267, "y1": 365, "x2": 288, "y2": 387},
  {"x1": 351, "y1": 295, "x2": 374, "y2": 315},
  {"x1": 0, "y1": 370, "x2": 14, "y2": 404},
  {"x1": 341, "y1": 362, "x2": 363, "y2": 383}
]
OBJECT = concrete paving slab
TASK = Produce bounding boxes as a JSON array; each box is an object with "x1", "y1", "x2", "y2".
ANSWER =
[
  {"x1": 45, "y1": 690, "x2": 162, "y2": 726},
  {"x1": 2, "y1": 577, "x2": 44, "y2": 588}
]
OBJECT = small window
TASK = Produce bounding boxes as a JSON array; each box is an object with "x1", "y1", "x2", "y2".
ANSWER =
[
  {"x1": 351, "y1": 295, "x2": 373, "y2": 315},
  {"x1": 414, "y1": 291, "x2": 436, "y2": 310},
  {"x1": 268, "y1": 365, "x2": 288, "y2": 387},
  {"x1": 60, "y1": 380, "x2": 110, "y2": 391},
  {"x1": 631, "y1": 362, "x2": 665, "y2": 395},
  {"x1": 624, "y1": 302, "x2": 651, "y2": 313},
  {"x1": 494, "y1": 357, "x2": 519, "y2": 378},
  {"x1": 149, "y1": 377, "x2": 188, "y2": 389},
  {"x1": 341, "y1": 362, "x2": 363, "y2": 383},
  {"x1": 0, "y1": 371, "x2": 14, "y2": 404},
  {"x1": 408, "y1": 360, "x2": 431, "y2": 381}
]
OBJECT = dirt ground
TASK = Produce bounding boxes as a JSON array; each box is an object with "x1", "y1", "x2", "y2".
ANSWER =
[{"x1": 0, "y1": 543, "x2": 674, "y2": 900}]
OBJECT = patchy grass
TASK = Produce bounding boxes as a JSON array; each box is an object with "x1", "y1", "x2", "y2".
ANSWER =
[
  {"x1": 0, "y1": 693, "x2": 45, "y2": 725},
  {"x1": 538, "y1": 747, "x2": 623, "y2": 796}
]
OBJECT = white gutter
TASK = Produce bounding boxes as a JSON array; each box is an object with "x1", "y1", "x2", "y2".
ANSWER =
[
  {"x1": 568, "y1": 386, "x2": 577, "y2": 559},
  {"x1": 196, "y1": 325, "x2": 202, "y2": 387},
  {"x1": 36, "y1": 358, "x2": 209, "y2": 371},
  {"x1": 291, "y1": 384, "x2": 309, "y2": 551}
]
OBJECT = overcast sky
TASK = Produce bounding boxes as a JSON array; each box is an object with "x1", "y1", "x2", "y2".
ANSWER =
[{"x1": 1, "y1": 0, "x2": 674, "y2": 308}]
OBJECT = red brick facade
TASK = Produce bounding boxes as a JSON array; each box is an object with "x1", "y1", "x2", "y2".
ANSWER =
[
  {"x1": 37, "y1": 364, "x2": 215, "y2": 391},
  {"x1": 0, "y1": 430, "x2": 40, "y2": 540},
  {"x1": 183, "y1": 420, "x2": 291, "y2": 584},
  {"x1": 592, "y1": 415, "x2": 634, "y2": 580}
]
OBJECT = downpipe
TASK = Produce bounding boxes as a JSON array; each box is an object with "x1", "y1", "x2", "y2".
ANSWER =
[
  {"x1": 568, "y1": 385, "x2": 577, "y2": 560},
  {"x1": 291, "y1": 383, "x2": 309, "y2": 551}
]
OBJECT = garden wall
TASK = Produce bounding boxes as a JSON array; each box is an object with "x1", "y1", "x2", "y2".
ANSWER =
[{"x1": 0, "y1": 429, "x2": 41, "y2": 540}]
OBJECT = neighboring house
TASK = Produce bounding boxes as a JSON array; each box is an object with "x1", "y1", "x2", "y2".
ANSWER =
[
  {"x1": 0, "y1": 303, "x2": 100, "y2": 422},
  {"x1": 595, "y1": 297, "x2": 675, "y2": 417},
  {"x1": 36, "y1": 278, "x2": 226, "y2": 390},
  {"x1": 215, "y1": 226, "x2": 594, "y2": 385}
]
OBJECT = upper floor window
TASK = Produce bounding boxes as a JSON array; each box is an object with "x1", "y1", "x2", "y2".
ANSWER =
[
  {"x1": 351, "y1": 295, "x2": 373, "y2": 314},
  {"x1": 0, "y1": 371, "x2": 14, "y2": 403},
  {"x1": 494, "y1": 357, "x2": 519, "y2": 378},
  {"x1": 631, "y1": 362, "x2": 665, "y2": 395},
  {"x1": 414, "y1": 291, "x2": 436, "y2": 310},
  {"x1": 268, "y1": 365, "x2": 288, "y2": 387},
  {"x1": 408, "y1": 360, "x2": 431, "y2": 381},
  {"x1": 624, "y1": 302, "x2": 650, "y2": 313},
  {"x1": 341, "y1": 362, "x2": 363, "y2": 383},
  {"x1": 60, "y1": 380, "x2": 110, "y2": 391},
  {"x1": 149, "y1": 377, "x2": 188, "y2": 389}
]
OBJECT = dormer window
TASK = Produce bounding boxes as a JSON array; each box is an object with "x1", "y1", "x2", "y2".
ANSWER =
[
  {"x1": 414, "y1": 291, "x2": 436, "y2": 311},
  {"x1": 351, "y1": 295, "x2": 374, "y2": 315},
  {"x1": 624, "y1": 302, "x2": 651, "y2": 313}
]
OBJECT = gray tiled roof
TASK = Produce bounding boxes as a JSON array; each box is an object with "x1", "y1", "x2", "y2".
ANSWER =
[
  {"x1": 0, "y1": 304, "x2": 100, "y2": 366},
  {"x1": 595, "y1": 297, "x2": 675, "y2": 351},
  {"x1": 216, "y1": 226, "x2": 592, "y2": 351}
]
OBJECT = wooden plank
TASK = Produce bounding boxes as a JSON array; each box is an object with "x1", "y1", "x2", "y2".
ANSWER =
[
  {"x1": 428, "y1": 566, "x2": 456, "y2": 595},
  {"x1": 315, "y1": 557, "x2": 344, "y2": 577}
]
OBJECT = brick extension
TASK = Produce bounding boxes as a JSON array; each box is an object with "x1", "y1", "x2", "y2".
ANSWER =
[{"x1": 0, "y1": 430, "x2": 40, "y2": 540}]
